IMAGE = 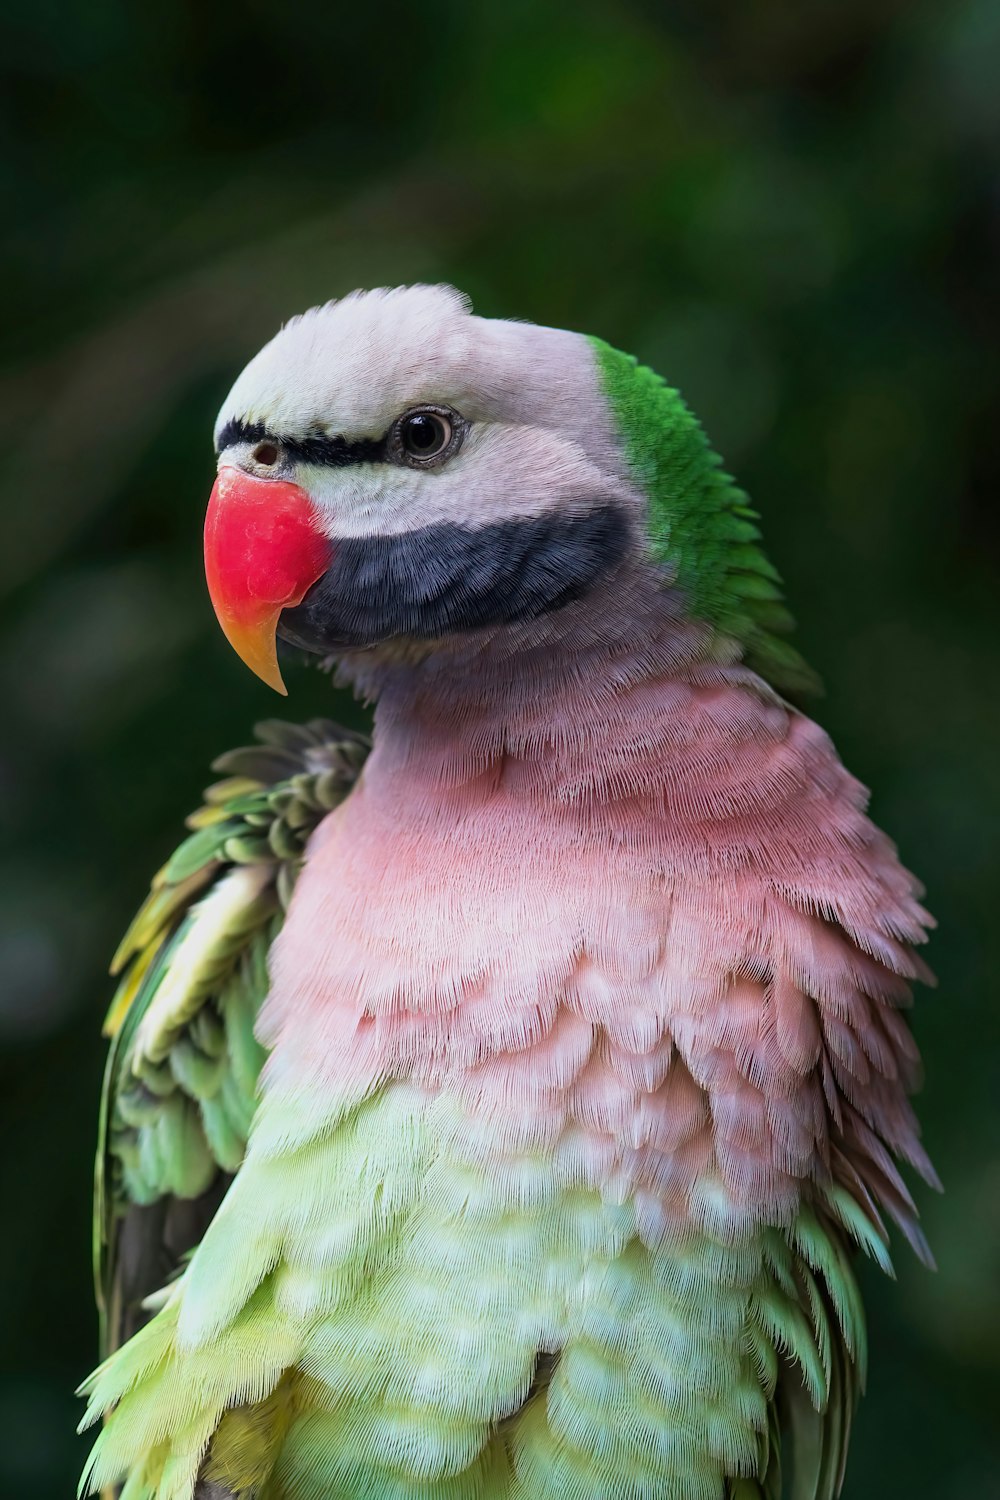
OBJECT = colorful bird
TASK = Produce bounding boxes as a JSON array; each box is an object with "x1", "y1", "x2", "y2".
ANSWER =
[{"x1": 81, "y1": 285, "x2": 936, "y2": 1500}]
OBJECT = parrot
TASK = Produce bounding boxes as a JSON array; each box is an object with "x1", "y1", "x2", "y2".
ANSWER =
[{"x1": 80, "y1": 284, "x2": 936, "y2": 1500}]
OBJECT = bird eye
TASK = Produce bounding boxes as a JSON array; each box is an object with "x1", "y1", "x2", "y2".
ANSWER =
[
  {"x1": 394, "y1": 406, "x2": 460, "y2": 466},
  {"x1": 252, "y1": 441, "x2": 280, "y2": 467},
  {"x1": 401, "y1": 412, "x2": 451, "y2": 458}
]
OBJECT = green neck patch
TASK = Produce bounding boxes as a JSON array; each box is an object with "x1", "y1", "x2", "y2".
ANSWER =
[{"x1": 591, "y1": 337, "x2": 818, "y2": 698}]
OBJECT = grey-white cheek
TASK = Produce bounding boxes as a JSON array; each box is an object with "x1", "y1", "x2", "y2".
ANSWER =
[
  {"x1": 291, "y1": 432, "x2": 494, "y2": 541},
  {"x1": 305, "y1": 467, "x2": 430, "y2": 539},
  {"x1": 301, "y1": 426, "x2": 637, "y2": 543}
]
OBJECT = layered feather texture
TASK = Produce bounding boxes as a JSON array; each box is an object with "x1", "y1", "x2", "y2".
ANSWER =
[
  {"x1": 82, "y1": 644, "x2": 933, "y2": 1499},
  {"x1": 82, "y1": 1091, "x2": 866, "y2": 1500},
  {"x1": 590, "y1": 339, "x2": 817, "y2": 697},
  {"x1": 92, "y1": 722, "x2": 368, "y2": 1364}
]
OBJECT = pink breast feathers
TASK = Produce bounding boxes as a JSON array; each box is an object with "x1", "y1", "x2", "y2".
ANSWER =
[{"x1": 259, "y1": 666, "x2": 934, "y2": 1249}]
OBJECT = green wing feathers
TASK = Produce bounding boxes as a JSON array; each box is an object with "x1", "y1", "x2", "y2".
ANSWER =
[{"x1": 94, "y1": 719, "x2": 369, "y2": 1358}]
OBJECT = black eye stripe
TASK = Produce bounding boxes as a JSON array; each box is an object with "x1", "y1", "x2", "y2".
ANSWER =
[{"x1": 215, "y1": 417, "x2": 388, "y2": 468}]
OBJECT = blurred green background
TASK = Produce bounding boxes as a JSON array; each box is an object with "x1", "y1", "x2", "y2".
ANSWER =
[{"x1": 1, "y1": 1, "x2": 998, "y2": 1494}]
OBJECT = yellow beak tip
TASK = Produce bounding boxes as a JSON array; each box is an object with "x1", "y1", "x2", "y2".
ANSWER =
[{"x1": 220, "y1": 617, "x2": 289, "y2": 695}]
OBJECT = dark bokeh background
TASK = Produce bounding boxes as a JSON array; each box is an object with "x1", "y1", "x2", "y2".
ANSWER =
[{"x1": 2, "y1": 2, "x2": 998, "y2": 1495}]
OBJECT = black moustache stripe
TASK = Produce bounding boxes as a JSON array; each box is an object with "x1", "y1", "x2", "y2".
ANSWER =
[
  {"x1": 215, "y1": 416, "x2": 387, "y2": 468},
  {"x1": 277, "y1": 504, "x2": 630, "y2": 651}
]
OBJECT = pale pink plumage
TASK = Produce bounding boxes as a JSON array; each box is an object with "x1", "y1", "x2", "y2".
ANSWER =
[{"x1": 257, "y1": 573, "x2": 934, "y2": 1258}]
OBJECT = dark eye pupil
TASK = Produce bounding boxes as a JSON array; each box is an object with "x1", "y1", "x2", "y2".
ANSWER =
[
  {"x1": 397, "y1": 408, "x2": 456, "y2": 462},
  {"x1": 405, "y1": 415, "x2": 442, "y2": 451}
]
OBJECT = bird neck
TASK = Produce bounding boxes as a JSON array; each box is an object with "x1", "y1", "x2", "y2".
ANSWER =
[{"x1": 336, "y1": 558, "x2": 732, "y2": 798}]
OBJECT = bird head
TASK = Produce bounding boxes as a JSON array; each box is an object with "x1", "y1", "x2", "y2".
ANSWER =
[{"x1": 205, "y1": 285, "x2": 813, "y2": 695}]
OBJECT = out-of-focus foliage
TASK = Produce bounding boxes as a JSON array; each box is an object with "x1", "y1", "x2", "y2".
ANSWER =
[{"x1": 0, "y1": 1, "x2": 997, "y2": 1495}]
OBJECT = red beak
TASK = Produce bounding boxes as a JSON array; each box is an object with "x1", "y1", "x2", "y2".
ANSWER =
[{"x1": 204, "y1": 466, "x2": 332, "y2": 694}]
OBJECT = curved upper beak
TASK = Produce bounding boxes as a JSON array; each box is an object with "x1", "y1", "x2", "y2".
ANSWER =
[{"x1": 204, "y1": 466, "x2": 332, "y2": 694}]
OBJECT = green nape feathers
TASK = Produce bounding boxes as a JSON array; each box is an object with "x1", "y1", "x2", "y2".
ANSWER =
[{"x1": 591, "y1": 339, "x2": 819, "y2": 697}]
